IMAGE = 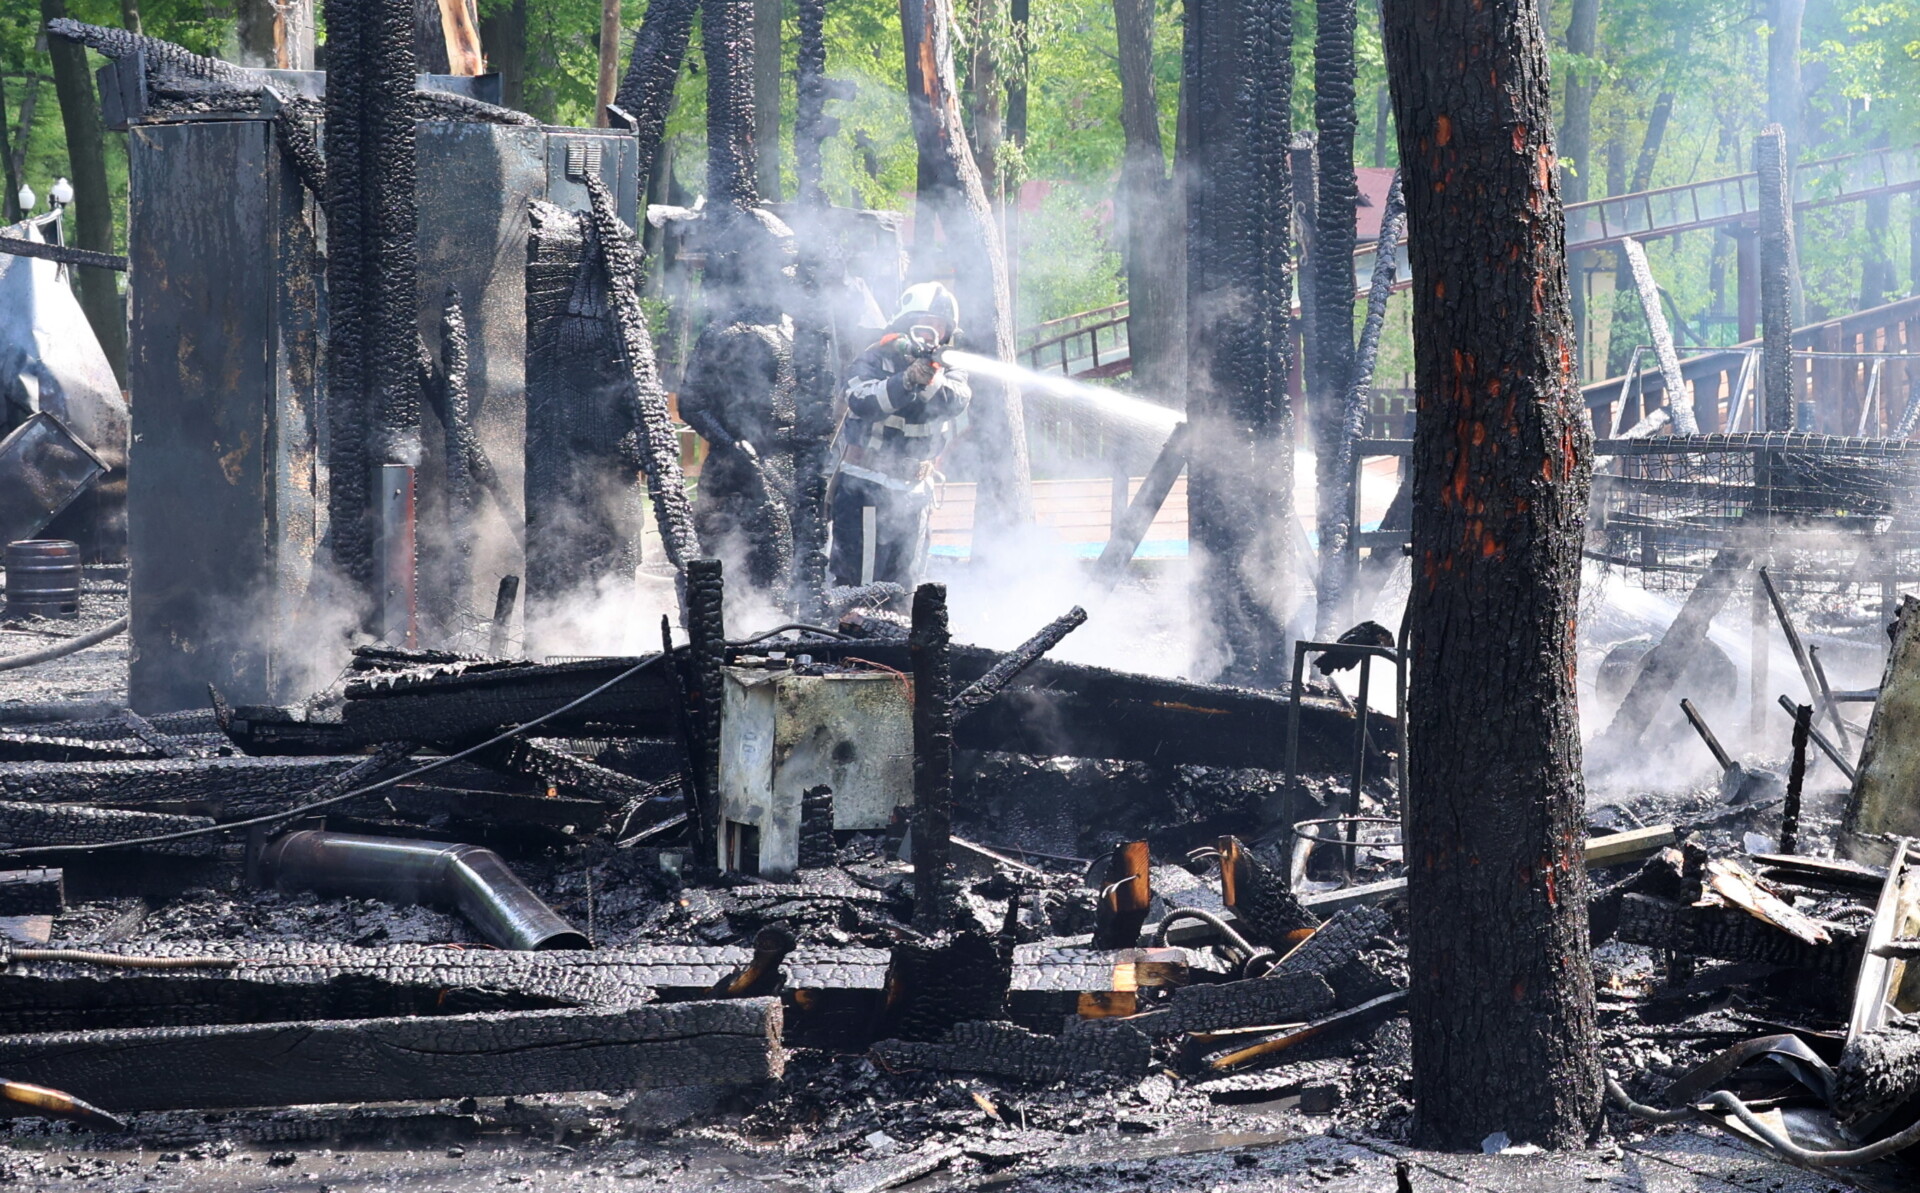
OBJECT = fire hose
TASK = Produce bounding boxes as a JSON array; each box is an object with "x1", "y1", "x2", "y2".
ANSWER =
[{"x1": 0, "y1": 616, "x2": 128, "y2": 673}]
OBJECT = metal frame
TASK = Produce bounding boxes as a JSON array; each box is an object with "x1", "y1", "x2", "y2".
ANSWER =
[{"x1": 1284, "y1": 639, "x2": 1407, "y2": 870}]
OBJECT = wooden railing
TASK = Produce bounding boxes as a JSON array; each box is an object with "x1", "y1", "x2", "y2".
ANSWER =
[{"x1": 1583, "y1": 295, "x2": 1920, "y2": 437}]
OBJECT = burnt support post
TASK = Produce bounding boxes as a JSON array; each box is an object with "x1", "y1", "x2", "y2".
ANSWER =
[
  {"x1": 324, "y1": 0, "x2": 421, "y2": 613},
  {"x1": 786, "y1": 0, "x2": 837, "y2": 620},
  {"x1": 1182, "y1": 0, "x2": 1296, "y2": 687},
  {"x1": 438, "y1": 287, "x2": 475, "y2": 627},
  {"x1": 704, "y1": 0, "x2": 759, "y2": 211},
  {"x1": 1310, "y1": 0, "x2": 1359, "y2": 636},
  {"x1": 685, "y1": 559, "x2": 727, "y2": 849},
  {"x1": 910, "y1": 581, "x2": 954, "y2": 933},
  {"x1": 1756, "y1": 124, "x2": 1796, "y2": 433},
  {"x1": 615, "y1": 0, "x2": 697, "y2": 198}
]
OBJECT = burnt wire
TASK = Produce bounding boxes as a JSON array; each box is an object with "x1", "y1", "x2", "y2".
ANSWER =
[{"x1": 0, "y1": 655, "x2": 667, "y2": 858}]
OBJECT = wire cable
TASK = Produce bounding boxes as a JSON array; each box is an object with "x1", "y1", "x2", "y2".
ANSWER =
[{"x1": 0, "y1": 655, "x2": 665, "y2": 858}]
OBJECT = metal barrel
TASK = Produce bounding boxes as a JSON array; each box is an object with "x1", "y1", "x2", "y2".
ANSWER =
[{"x1": 4, "y1": 540, "x2": 82, "y2": 619}]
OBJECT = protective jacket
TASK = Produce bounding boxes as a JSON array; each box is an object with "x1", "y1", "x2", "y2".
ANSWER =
[{"x1": 835, "y1": 334, "x2": 971, "y2": 492}]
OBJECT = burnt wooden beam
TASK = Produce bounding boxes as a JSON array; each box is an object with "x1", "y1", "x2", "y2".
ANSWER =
[
  {"x1": 0, "y1": 869, "x2": 61, "y2": 914},
  {"x1": 0, "y1": 998, "x2": 782, "y2": 1112},
  {"x1": 1615, "y1": 892, "x2": 1860, "y2": 977},
  {"x1": 0, "y1": 757, "x2": 374, "y2": 819},
  {"x1": 1091, "y1": 840, "x2": 1151, "y2": 949},
  {"x1": 952, "y1": 606, "x2": 1088, "y2": 719},
  {"x1": 0, "y1": 802, "x2": 216, "y2": 857},
  {"x1": 911, "y1": 583, "x2": 955, "y2": 931}
]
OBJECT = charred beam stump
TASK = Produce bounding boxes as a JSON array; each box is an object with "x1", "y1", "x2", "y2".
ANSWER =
[
  {"x1": 952, "y1": 606, "x2": 1087, "y2": 719},
  {"x1": 1182, "y1": 0, "x2": 1296, "y2": 686},
  {"x1": 787, "y1": 0, "x2": 840, "y2": 617},
  {"x1": 911, "y1": 583, "x2": 955, "y2": 931},
  {"x1": 875, "y1": 931, "x2": 1011, "y2": 1042},
  {"x1": 1835, "y1": 1013, "x2": 1920, "y2": 1127},
  {"x1": 797, "y1": 784, "x2": 834, "y2": 869},
  {"x1": 436, "y1": 288, "x2": 477, "y2": 631},
  {"x1": 1383, "y1": 0, "x2": 1601, "y2": 1144}
]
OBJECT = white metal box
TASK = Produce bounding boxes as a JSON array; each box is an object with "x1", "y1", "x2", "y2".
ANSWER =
[{"x1": 716, "y1": 667, "x2": 914, "y2": 877}]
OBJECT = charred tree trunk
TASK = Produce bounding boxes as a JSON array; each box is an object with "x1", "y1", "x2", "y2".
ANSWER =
[
  {"x1": 1311, "y1": 0, "x2": 1358, "y2": 636},
  {"x1": 752, "y1": 0, "x2": 782, "y2": 198},
  {"x1": 616, "y1": 0, "x2": 698, "y2": 200},
  {"x1": 597, "y1": 0, "x2": 621, "y2": 123},
  {"x1": 965, "y1": 0, "x2": 1003, "y2": 201},
  {"x1": 323, "y1": 0, "x2": 422, "y2": 600},
  {"x1": 1560, "y1": 0, "x2": 1597, "y2": 374},
  {"x1": 1757, "y1": 124, "x2": 1795, "y2": 433},
  {"x1": 705, "y1": 0, "x2": 759, "y2": 209},
  {"x1": 1382, "y1": 0, "x2": 1601, "y2": 1149},
  {"x1": 1182, "y1": 0, "x2": 1295, "y2": 686},
  {"x1": 1113, "y1": 0, "x2": 1184, "y2": 397},
  {"x1": 900, "y1": 0, "x2": 1033, "y2": 542},
  {"x1": 42, "y1": 0, "x2": 127, "y2": 388}
]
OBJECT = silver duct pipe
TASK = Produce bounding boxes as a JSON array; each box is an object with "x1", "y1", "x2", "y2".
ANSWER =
[{"x1": 259, "y1": 830, "x2": 588, "y2": 951}]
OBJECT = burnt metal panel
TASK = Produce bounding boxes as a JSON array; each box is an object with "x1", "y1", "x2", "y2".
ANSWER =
[{"x1": 127, "y1": 119, "x2": 322, "y2": 713}]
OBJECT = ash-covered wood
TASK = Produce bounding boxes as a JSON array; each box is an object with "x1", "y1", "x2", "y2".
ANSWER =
[
  {"x1": 0, "y1": 801, "x2": 216, "y2": 856},
  {"x1": 797, "y1": 784, "x2": 835, "y2": 869},
  {"x1": 1835, "y1": 1013, "x2": 1920, "y2": 1126},
  {"x1": 876, "y1": 932, "x2": 1011, "y2": 1043},
  {"x1": 911, "y1": 583, "x2": 955, "y2": 931},
  {"x1": 1130, "y1": 970, "x2": 1336, "y2": 1039},
  {"x1": 0, "y1": 868, "x2": 62, "y2": 915}
]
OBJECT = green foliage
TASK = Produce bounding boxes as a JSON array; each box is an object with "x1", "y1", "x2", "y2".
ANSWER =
[{"x1": 1014, "y1": 181, "x2": 1122, "y2": 324}]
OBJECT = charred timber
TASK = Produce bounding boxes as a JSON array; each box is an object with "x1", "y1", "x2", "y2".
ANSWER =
[
  {"x1": 0, "y1": 801, "x2": 216, "y2": 857},
  {"x1": 952, "y1": 606, "x2": 1088, "y2": 719},
  {"x1": 0, "y1": 754, "x2": 402, "y2": 820},
  {"x1": 1614, "y1": 892, "x2": 1860, "y2": 978},
  {"x1": 0, "y1": 868, "x2": 62, "y2": 915},
  {"x1": 911, "y1": 584, "x2": 956, "y2": 931},
  {"x1": 1182, "y1": 0, "x2": 1296, "y2": 686},
  {"x1": 523, "y1": 201, "x2": 644, "y2": 623},
  {"x1": 1756, "y1": 124, "x2": 1795, "y2": 433},
  {"x1": 685, "y1": 560, "x2": 727, "y2": 844},
  {"x1": 583, "y1": 175, "x2": 700, "y2": 573},
  {"x1": 323, "y1": 0, "x2": 421, "y2": 594},
  {"x1": 0, "y1": 998, "x2": 782, "y2": 1112},
  {"x1": 1309, "y1": 0, "x2": 1358, "y2": 636},
  {"x1": 615, "y1": 0, "x2": 697, "y2": 195},
  {"x1": 703, "y1": 0, "x2": 759, "y2": 210},
  {"x1": 876, "y1": 932, "x2": 1011, "y2": 1042},
  {"x1": 1835, "y1": 1013, "x2": 1920, "y2": 1126}
]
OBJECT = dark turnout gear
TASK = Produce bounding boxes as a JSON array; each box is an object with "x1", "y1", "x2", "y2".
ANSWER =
[
  {"x1": 679, "y1": 317, "x2": 798, "y2": 589},
  {"x1": 829, "y1": 330, "x2": 971, "y2": 590}
]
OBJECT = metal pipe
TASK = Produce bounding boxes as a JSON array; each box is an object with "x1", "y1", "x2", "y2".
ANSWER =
[{"x1": 259, "y1": 830, "x2": 588, "y2": 951}]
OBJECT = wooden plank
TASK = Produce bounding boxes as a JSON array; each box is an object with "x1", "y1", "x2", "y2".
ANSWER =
[{"x1": 0, "y1": 998, "x2": 783, "y2": 1112}]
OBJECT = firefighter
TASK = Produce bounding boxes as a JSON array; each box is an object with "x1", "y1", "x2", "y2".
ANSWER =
[{"x1": 829, "y1": 282, "x2": 971, "y2": 592}]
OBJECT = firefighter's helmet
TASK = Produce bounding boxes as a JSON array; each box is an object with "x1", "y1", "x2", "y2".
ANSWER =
[{"x1": 891, "y1": 282, "x2": 961, "y2": 335}]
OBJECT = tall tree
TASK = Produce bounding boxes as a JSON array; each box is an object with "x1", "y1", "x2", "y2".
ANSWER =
[
  {"x1": 1113, "y1": 0, "x2": 1184, "y2": 396},
  {"x1": 1311, "y1": 0, "x2": 1359, "y2": 634},
  {"x1": 900, "y1": 0, "x2": 1034, "y2": 541},
  {"x1": 1182, "y1": 0, "x2": 1295, "y2": 686},
  {"x1": 42, "y1": 0, "x2": 127, "y2": 386},
  {"x1": 1382, "y1": 0, "x2": 1601, "y2": 1150},
  {"x1": 1560, "y1": 0, "x2": 1598, "y2": 375}
]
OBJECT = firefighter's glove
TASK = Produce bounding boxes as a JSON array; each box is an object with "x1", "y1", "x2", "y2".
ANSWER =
[{"x1": 904, "y1": 358, "x2": 939, "y2": 391}]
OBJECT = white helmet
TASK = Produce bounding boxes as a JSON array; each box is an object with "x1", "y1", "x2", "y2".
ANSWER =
[{"x1": 892, "y1": 281, "x2": 960, "y2": 329}]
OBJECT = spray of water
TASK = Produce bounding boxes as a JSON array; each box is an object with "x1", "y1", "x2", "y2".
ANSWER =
[{"x1": 943, "y1": 350, "x2": 1182, "y2": 436}]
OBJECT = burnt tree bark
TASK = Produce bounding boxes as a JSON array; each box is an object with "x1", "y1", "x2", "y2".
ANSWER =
[
  {"x1": 42, "y1": 0, "x2": 127, "y2": 387},
  {"x1": 1113, "y1": 0, "x2": 1184, "y2": 397},
  {"x1": 1182, "y1": 0, "x2": 1295, "y2": 686},
  {"x1": 597, "y1": 0, "x2": 621, "y2": 122},
  {"x1": 964, "y1": 0, "x2": 1002, "y2": 201},
  {"x1": 1311, "y1": 0, "x2": 1358, "y2": 635},
  {"x1": 1382, "y1": 0, "x2": 1601, "y2": 1149},
  {"x1": 900, "y1": 0, "x2": 1033, "y2": 542},
  {"x1": 1756, "y1": 124, "x2": 1795, "y2": 433}
]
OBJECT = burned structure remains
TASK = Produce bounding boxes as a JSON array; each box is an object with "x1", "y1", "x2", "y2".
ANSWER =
[{"x1": 1, "y1": 0, "x2": 1919, "y2": 1187}]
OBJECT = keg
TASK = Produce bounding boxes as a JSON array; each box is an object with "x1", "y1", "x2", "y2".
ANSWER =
[{"x1": 4, "y1": 539, "x2": 82, "y2": 619}]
